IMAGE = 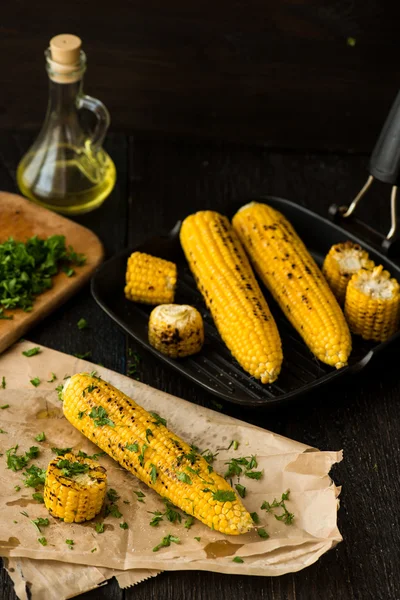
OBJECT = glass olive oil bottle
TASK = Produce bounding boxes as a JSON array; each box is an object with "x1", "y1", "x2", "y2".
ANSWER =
[{"x1": 17, "y1": 34, "x2": 116, "y2": 215}]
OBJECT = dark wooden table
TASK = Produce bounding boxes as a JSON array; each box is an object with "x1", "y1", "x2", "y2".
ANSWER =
[{"x1": 1, "y1": 132, "x2": 400, "y2": 600}]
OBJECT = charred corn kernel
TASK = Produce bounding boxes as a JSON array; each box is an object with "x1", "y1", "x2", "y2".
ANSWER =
[
  {"x1": 124, "y1": 251, "x2": 177, "y2": 305},
  {"x1": 232, "y1": 202, "x2": 352, "y2": 369},
  {"x1": 322, "y1": 242, "x2": 374, "y2": 304},
  {"x1": 148, "y1": 304, "x2": 204, "y2": 358},
  {"x1": 62, "y1": 373, "x2": 253, "y2": 535},
  {"x1": 344, "y1": 265, "x2": 400, "y2": 341},
  {"x1": 180, "y1": 210, "x2": 282, "y2": 384},
  {"x1": 43, "y1": 452, "x2": 107, "y2": 523}
]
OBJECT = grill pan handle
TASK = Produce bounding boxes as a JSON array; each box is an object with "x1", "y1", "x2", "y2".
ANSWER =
[{"x1": 369, "y1": 89, "x2": 400, "y2": 185}]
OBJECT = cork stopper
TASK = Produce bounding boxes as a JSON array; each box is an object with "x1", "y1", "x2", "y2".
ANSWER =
[
  {"x1": 46, "y1": 34, "x2": 86, "y2": 83},
  {"x1": 50, "y1": 34, "x2": 82, "y2": 65}
]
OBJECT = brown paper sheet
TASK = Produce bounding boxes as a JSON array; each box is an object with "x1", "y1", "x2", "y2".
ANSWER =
[{"x1": 0, "y1": 341, "x2": 342, "y2": 587}]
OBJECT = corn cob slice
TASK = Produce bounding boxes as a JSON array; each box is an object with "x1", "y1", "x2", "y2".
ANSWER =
[
  {"x1": 180, "y1": 210, "x2": 282, "y2": 383},
  {"x1": 148, "y1": 304, "x2": 204, "y2": 358},
  {"x1": 62, "y1": 373, "x2": 253, "y2": 535},
  {"x1": 44, "y1": 452, "x2": 107, "y2": 523},
  {"x1": 124, "y1": 251, "x2": 177, "y2": 305},
  {"x1": 344, "y1": 265, "x2": 400, "y2": 341},
  {"x1": 232, "y1": 202, "x2": 352, "y2": 369},
  {"x1": 322, "y1": 242, "x2": 374, "y2": 304}
]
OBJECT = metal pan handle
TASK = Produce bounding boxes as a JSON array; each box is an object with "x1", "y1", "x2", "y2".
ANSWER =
[{"x1": 369, "y1": 89, "x2": 400, "y2": 185}]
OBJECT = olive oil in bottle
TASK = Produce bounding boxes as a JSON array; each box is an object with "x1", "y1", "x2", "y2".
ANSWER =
[{"x1": 17, "y1": 34, "x2": 116, "y2": 215}]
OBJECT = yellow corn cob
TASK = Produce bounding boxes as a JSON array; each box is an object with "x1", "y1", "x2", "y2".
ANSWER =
[
  {"x1": 62, "y1": 373, "x2": 253, "y2": 535},
  {"x1": 179, "y1": 210, "x2": 282, "y2": 384},
  {"x1": 43, "y1": 452, "x2": 107, "y2": 523},
  {"x1": 124, "y1": 251, "x2": 177, "y2": 305},
  {"x1": 232, "y1": 202, "x2": 352, "y2": 369},
  {"x1": 322, "y1": 242, "x2": 374, "y2": 304},
  {"x1": 344, "y1": 265, "x2": 400, "y2": 341},
  {"x1": 148, "y1": 304, "x2": 204, "y2": 358}
]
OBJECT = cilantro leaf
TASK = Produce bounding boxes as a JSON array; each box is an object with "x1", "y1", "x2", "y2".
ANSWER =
[
  {"x1": 22, "y1": 347, "x2": 41, "y2": 357},
  {"x1": 152, "y1": 534, "x2": 180, "y2": 552},
  {"x1": 88, "y1": 406, "x2": 115, "y2": 428},
  {"x1": 34, "y1": 432, "x2": 46, "y2": 442},
  {"x1": 149, "y1": 411, "x2": 167, "y2": 427},
  {"x1": 30, "y1": 377, "x2": 41, "y2": 387},
  {"x1": 77, "y1": 318, "x2": 88, "y2": 330},
  {"x1": 212, "y1": 490, "x2": 236, "y2": 502}
]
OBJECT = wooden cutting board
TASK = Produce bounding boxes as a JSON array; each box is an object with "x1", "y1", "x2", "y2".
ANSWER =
[{"x1": 0, "y1": 191, "x2": 104, "y2": 353}]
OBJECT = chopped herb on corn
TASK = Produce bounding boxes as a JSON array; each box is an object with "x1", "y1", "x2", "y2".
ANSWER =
[
  {"x1": 62, "y1": 373, "x2": 253, "y2": 535},
  {"x1": 43, "y1": 452, "x2": 107, "y2": 523}
]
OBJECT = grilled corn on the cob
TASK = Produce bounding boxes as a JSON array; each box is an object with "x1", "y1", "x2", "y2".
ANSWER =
[
  {"x1": 344, "y1": 265, "x2": 400, "y2": 341},
  {"x1": 43, "y1": 452, "x2": 107, "y2": 523},
  {"x1": 62, "y1": 373, "x2": 253, "y2": 535},
  {"x1": 322, "y1": 242, "x2": 374, "y2": 304},
  {"x1": 125, "y1": 251, "x2": 177, "y2": 305},
  {"x1": 180, "y1": 210, "x2": 282, "y2": 384},
  {"x1": 148, "y1": 304, "x2": 204, "y2": 358},
  {"x1": 232, "y1": 202, "x2": 352, "y2": 369}
]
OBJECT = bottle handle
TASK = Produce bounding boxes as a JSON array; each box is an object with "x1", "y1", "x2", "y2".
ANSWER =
[{"x1": 77, "y1": 94, "x2": 110, "y2": 150}]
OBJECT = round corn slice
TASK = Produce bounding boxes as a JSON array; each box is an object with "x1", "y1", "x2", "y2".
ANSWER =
[
  {"x1": 322, "y1": 241, "x2": 374, "y2": 304},
  {"x1": 44, "y1": 452, "x2": 107, "y2": 523},
  {"x1": 124, "y1": 251, "x2": 177, "y2": 305},
  {"x1": 345, "y1": 265, "x2": 400, "y2": 341},
  {"x1": 148, "y1": 304, "x2": 204, "y2": 358}
]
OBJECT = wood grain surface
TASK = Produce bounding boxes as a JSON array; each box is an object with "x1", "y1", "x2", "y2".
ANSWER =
[
  {"x1": 0, "y1": 132, "x2": 399, "y2": 599},
  {"x1": 1, "y1": 1, "x2": 400, "y2": 151},
  {"x1": 0, "y1": 192, "x2": 104, "y2": 354}
]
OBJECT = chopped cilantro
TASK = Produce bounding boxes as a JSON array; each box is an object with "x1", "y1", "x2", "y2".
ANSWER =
[
  {"x1": 1, "y1": 376, "x2": 5, "y2": 389},
  {"x1": 95, "y1": 522, "x2": 105, "y2": 534},
  {"x1": 245, "y1": 470, "x2": 263, "y2": 480},
  {"x1": 91, "y1": 547, "x2": 97, "y2": 553},
  {"x1": 34, "y1": 432, "x2": 46, "y2": 442},
  {"x1": 194, "y1": 536, "x2": 201, "y2": 542},
  {"x1": 201, "y1": 449, "x2": 218, "y2": 465},
  {"x1": 51, "y1": 447, "x2": 72, "y2": 456},
  {"x1": 82, "y1": 383, "x2": 98, "y2": 397},
  {"x1": 145, "y1": 428, "x2": 154, "y2": 443},
  {"x1": 120, "y1": 522, "x2": 128, "y2": 530},
  {"x1": 133, "y1": 490, "x2": 145, "y2": 498},
  {"x1": 250, "y1": 512, "x2": 260, "y2": 524},
  {"x1": 23, "y1": 465, "x2": 46, "y2": 487},
  {"x1": 127, "y1": 350, "x2": 141, "y2": 380},
  {"x1": 150, "y1": 411, "x2": 167, "y2": 427},
  {"x1": 63, "y1": 266, "x2": 75, "y2": 277},
  {"x1": 77, "y1": 450, "x2": 105, "y2": 460},
  {"x1": 257, "y1": 528, "x2": 269, "y2": 539},
  {"x1": 30, "y1": 377, "x2": 41, "y2": 387},
  {"x1": 152, "y1": 534, "x2": 180, "y2": 552},
  {"x1": 6, "y1": 446, "x2": 29, "y2": 471},
  {"x1": 78, "y1": 410, "x2": 86, "y2": 419},
  {"x1": 235, "y1": 484, "x2": 246, "y2": 498},
  {"x1": 164, "y1": 500, "x2": 182, "y2": 524},
  {"x1": 32, "y1": 492, "x2": 44, "y2": 503},
  {"x1": 105, "y1": 504, "x2": 122, "y2": 518},
  {"x1": 47, "y1": 373, "x2": 57, "y2": 382},
  {"x1": 138, "y1": 444, "x2": 148, "y2": 467},
  {"x1": 55, "y1": 384, "x2": 64, "y2": 401},
  {"x1": 260, "y1": 490, "x2": 294, "y2": 525},
  {"x1": 74, "y1": 351, "x2": 92, "y2": 360},
  {"x1": 66, "y1": 539, "x2": 74, "y2": 548},
  {"x1": 14, "y1": 485, "x2": 21, "y2": 492},
  {"x1": 22, "y1": 347, "x2": 41, "y2": 357},
  {"x1": 177, "y1": 472, "x2": 192, "y2": 485},
  {"x1": 57, "y1": 459, "x2": 89, "y2": 478},
  {"x1": 38, "y1": 537, "x2": 47, "y2": 546},
  {"x1": 150, "y1": 464, "x2": 157, "y2": 484},
  {"x1": 233, "y1": 440, "x2": 239, "y2": 451},
  {"x1": 184, "y1": 516, "x2": 194, "y2": 530},
  {"x1": 88, "y1": 406, "x2": 115, "y2": 428},
  {"x1": 126, "y1": 443, "x2": 138, "y2": 452},
  {"x1": 212, "y1": 490, "x2": 236, "y2": 502},
  {"x1": 0, "y1": 429, "x2": 7, "y2": 433},
  {"x1": 106, "y1": 488, "x2": 120, "y2": 503},
  {"x1": 149, "y1": 512, "x2": 164, "y2": 527},
  {"x1": 77, "y1": 318, "x2": 88, "y2": 330},
  {"x1": 1, "y1": 404, "x2": 9, "y2": 409},
  {"x1": 232, "y1": 556, "x2": 244, "y2": 563}
]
